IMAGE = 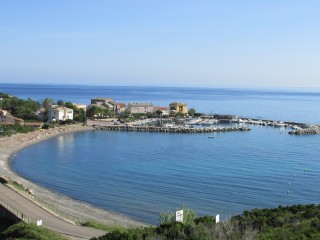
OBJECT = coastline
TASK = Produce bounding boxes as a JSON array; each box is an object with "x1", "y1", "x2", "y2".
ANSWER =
[{"x1": 0, "y1": 124, "x2": 147, "y2": 228}]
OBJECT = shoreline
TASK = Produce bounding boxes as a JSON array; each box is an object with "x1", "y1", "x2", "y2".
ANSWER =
[{"x1": 0, "y1": 124, "x2": 147, "y2": 228}]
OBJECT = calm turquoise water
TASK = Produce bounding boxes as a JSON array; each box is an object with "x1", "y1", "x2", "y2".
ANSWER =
[
  {"x1": 3, "y1": 83, "x2": 320, "y2": 224},
  {"x1": 12, "y1": 126, "x2": 320, "y2": 224}
]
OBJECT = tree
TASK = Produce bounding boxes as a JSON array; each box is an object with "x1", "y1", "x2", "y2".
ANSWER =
[
  {"x1": 64, "y1": 102, "x2": 74, "y2": 109},
  {"x1": 86, "y1": 106, "x2": 110, "y2": 119},
  {"x1": 188, "y1": 108, "x2": 196, "y2": 117},
  {"x1": 155, "y1": 110, "x2": 163, "y2": 116},
  {"x1": 0, "y1": 96, "x2": 40, "y2": 120},
  {"x1": 42, "y1": 98, "x2": 54, "y2": 121},
  {"x1": 57, "y1": 100, "x2": 64, "y2": 106},
  {"x1": 64, "y1": 102, "x2": 87, "y2": 123}
]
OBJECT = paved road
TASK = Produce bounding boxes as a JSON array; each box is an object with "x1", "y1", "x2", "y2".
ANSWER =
[{"x1": 0, "y1": 183, "x2": 105, "y2": 239}]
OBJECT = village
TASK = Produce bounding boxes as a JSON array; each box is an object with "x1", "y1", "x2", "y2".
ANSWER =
[
  {"x1": 0, "y1": 94, "x2": 190, "y2": 125},
  {"x1": 0, "y1": 94, "x2": 318, "y2": 135}
]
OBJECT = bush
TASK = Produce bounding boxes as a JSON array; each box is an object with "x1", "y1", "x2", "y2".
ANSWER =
[
  {"x1": 1, "y1": 222, "x2": 67, "y2": 240},
  {"x1": 93, "y1": 204, "x2": 320, "y2": 240},
  {"x1": 0, "y1": 124, "x2": 36, "y2": 137}
]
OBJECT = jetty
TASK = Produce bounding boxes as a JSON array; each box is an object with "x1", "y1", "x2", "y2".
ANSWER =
[
  {"x1": 94, "y1": 125, "x2": 251, "y2": 133},
  {"x1": 288, "y1": 125, "x2": 320, "y2": 135}
]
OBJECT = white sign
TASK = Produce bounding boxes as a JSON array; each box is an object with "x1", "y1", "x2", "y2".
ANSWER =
[
  {"x1": 176, "y1": 210, "x2": 184, "y2": 223},
  {"x1": 36, "y1": 220, "x2": 42, "y2": 226},
  {"x1": 215, "y1": 214, "x2": 220, "y2": 223}
]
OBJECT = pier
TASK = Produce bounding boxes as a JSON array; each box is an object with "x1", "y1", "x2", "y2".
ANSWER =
[{"x1": 94, "y1": 125, "x2": 251, "y2": 133}]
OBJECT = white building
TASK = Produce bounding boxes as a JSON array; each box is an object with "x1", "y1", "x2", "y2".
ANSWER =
[
  {"x1": 116, "y1": 103, "x2": 127, "y2": 114},
  {"x1": 73, "y1": 103, "x2": 87, "y2": 112},
  {"x1": 153, "y1": 106, "x2": 170, "y2": 116},
  {"x1": 48, "y1": 105, "x2": 73, "y2": 123},
  {"x1": 127, "y1": 103, "x2": 153, "y2": 114}
]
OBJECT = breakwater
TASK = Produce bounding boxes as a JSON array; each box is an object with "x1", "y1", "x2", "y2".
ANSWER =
[
  {"x1": 94, "y1": 125, "x2": 251, "y2": 133},
  {"x1": 288, "y1": 125, "x2": 320, "y2": 135}
]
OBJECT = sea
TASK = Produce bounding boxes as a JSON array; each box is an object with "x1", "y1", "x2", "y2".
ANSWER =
[{"x1": 2, "y1": 83, "x2": 320, "y2": 224}]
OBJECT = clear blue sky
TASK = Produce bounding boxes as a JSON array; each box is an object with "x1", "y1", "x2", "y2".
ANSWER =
[{"x1": 0, "y1": 0, "x2": 319, "y2": 89}]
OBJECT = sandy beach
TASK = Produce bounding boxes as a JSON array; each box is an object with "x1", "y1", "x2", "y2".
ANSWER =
[{"x1": 0, "y1": 124, "x2": 147, "y2": 228}]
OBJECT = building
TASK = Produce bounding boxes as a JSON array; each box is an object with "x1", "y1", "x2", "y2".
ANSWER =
[
  {"x1": 73, "y1": 104, "x2": 87, "y2": 112},
  {"x1": 116, "y1": 103, "x2": 127, "y2": 114},
  {"x1": 48, "y1": 105, "x2": 73, "y2": 123},
  {"x1": 0, "y1": 110, "x2": 24, "y2": 125},
  {"x1": 153, "y1": 106, "x2": 170, "y2": 116},
  {"x1": 127, "y1": 103, "x2": 153, "y2": 114},
  {"x1": 169, "y1": 102, "x2": 188, "y2": 114},
  {"x1": 91, "y1": 97, "x2": 116, "y2": 112}
]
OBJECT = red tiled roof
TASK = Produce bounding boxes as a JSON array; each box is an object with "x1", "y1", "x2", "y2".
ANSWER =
[{"x1": 117, "y1": 103, "x2": 126, "y2": 108}]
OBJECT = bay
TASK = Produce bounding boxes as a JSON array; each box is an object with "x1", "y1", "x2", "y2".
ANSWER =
[
  {"x1": 3, "y1": 83, "x2": 320, "y2": 224},
  {"x1": 12, "y1": 127, "x2": 320, "y2": 224}
]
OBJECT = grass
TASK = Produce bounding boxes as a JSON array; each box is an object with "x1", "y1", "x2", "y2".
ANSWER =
[
  {"x1": 7, "y1": 179, "x2": 27, "y2": 192},
  {"x1": 81, "y1": 220, "x2": 129, "y2": 232}
]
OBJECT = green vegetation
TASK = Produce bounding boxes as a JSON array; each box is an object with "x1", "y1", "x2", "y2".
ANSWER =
[
  {"x1": 188, "y1": 107, "x2": 196, "y2": 117},
  {"x1": 81, "y1": 220, "x2": 128, "y2": 232},
  {"x1": 64, "y1": 102, "x2": 87, "y2": 123},
  {"x1": 0, "y1": 124, "x2": 36, "y2": 137},
  {"x1": 0, "y1": 222, "x2": 67, "y2": 240},
  {"x1": 87, "y1": 105, "x2": 114, "y2": 119},
  {"x1": 91, "y1": 204, "x2": 320, "y2": 240},
  {"x1": 118, "y1": 112, "x2": 155, "y2": 123},
  {"x1": 8, "y1": 180, "x2": 27, "y2": 192},
  {"x1": 160, "y1": 207, "x2": 196, "y2": 225},
  {"x1": 0, "y1": 94, "x2": 40, "y2": 121}
]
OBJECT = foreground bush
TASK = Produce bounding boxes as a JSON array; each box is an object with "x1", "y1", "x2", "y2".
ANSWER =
[
  {"x1": 0, "y1": 124, "x2": 36, "y2": 137},
  {"x1": 92, "y1": 204, "x2": 320, "y2": 240},
  {"x1": 0, "y1": 222, "x2": 67, "y2": 240}
]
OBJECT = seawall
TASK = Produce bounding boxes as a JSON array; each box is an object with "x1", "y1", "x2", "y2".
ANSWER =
[{"x1": 94, "y1": 125, "x2": 251, "y2": 133}]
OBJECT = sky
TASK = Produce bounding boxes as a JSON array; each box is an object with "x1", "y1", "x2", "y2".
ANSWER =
[{"x1": 0, "y1": 0, "x2": 319, "y2": 89}]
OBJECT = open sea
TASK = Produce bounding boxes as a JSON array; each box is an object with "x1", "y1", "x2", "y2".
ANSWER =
[{"x1": 2, "y1": 83, "x2": 320, "y2": 224}]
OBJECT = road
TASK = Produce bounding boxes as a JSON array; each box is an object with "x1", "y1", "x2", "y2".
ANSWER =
[{"x1": 0, "y1": 183, "x2": 105, "y2": 239}]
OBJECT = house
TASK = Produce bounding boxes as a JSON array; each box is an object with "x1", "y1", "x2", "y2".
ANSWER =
[
  {"x1": 127, "y1": 103, "x2": 154, "y2": 114},
  {"x1": 91, "y1": 97, "x2": 116, "y2": 112},
  {"x1": 0, "y1": 110, "x2": 24, "y2": 125},
  {"x1": 73, "y1": 104, "x2": 87, "y2": 112},
  {"x1": 34, "y1": 108, "x2": 45, "y2": 121},
  {"x1": 153, "y1": 106, "x2": 170, "y2": 116},
  {"x1": 116, "y1": 103, "x2": 127, "y2": 114},
  {"x1": 169, "y1": 102, "x2": 188, "y2": 114},
  {"x1": 48, "y1": 105, "x2": 73, "y2": 123}
]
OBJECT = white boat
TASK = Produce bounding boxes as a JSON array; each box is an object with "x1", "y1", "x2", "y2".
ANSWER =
[{"x1": 275, "y1": 122, "x2": 287, "y2": 127}]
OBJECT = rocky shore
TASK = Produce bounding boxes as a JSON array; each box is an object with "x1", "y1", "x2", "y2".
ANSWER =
[
  {"x1": 288, "y1": 125, "x2": 320, "y2": 135},
  {"x1": 94, "y1": 125, "x2": 251, "y2": 133}
]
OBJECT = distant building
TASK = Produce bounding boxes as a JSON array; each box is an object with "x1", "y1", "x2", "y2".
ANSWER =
[
  {"x1": 0, "y1": 110, "x2": 24, "y2": 125},
  {"x1": 73, "y1": 103, "x2": 87, "y2": 112},
  {"x1": 169, "y1": 102, "x2": 188, "y2": 114},
  {"x1": 127, "y1": 103, "x2": 153, "y2": 114},
  {"x1": 116, "y1": 103, "x2": 127, "y2": 114},
  {"x1": 48, "y1": 105, "x2": 73, "y2": 123},
  {"x1": 153, "y1": 106, "x2": 170, "y2": 116},
  {"x1": 91, "y1": 97, "x2": 116, "y2": 112},
  {"x1": 34, "y1": 108, "x2": 45, "y2": 121}
]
